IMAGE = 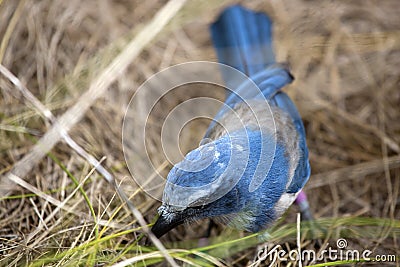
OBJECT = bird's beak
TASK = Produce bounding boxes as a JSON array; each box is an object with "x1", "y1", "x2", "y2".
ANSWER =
[{"x1": 151, "y1": 212, "x2": 186, "y2": 238}]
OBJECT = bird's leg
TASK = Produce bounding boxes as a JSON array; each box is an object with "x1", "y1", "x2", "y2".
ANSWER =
[
  {"x1": 295, "y1": 190, "x2": 326, "y2": 248},
  {"x1": 198, "y1": 219, "x2": 217, "y2": 247},
  {"x1": 206, "y1": 219, "x2": 217, "y2": 237},
  {"x1": 295, "y1": 190, "x2": 313, "y2": 221}
]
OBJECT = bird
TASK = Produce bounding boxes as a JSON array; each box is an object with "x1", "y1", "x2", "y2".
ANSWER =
[{"x1": 151, "y1": 4, "x2": 311, "y2": 239}]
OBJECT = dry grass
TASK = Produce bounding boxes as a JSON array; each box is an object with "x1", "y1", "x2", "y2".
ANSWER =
[{"x1": 0, "y1": 0, "x2": 399, "y2": 266}]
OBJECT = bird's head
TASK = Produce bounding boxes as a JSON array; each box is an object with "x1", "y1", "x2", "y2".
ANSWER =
[
  {"x1": 151, "y1": 131, "x2": 256, "y2": 238},
  {"x1": 151, "y1": 129, "x2": 274, "y2": 238}
]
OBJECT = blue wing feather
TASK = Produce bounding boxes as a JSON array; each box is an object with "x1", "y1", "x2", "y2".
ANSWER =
[{"x1": 271, "y1": 92, "x2": 310, "y2": 192}]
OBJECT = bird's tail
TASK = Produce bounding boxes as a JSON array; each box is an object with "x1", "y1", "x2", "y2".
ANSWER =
[
  {"x1": 211, "y1": 5, "x2": 275, "y2": 77},
  {"x1": 210, "y1": 5, "x2": 293, "y2": 101}
]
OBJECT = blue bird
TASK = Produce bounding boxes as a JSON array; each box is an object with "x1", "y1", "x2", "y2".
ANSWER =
[{"x1": 151, "y1": 5, "x2": 311, "y2": 238}]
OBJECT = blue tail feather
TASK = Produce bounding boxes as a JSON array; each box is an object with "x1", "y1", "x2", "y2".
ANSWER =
[
  {"x1": 210, "y1": 5, "x2": 294, "y2": 102},
  {"x1": 210, "y1": 5, "x2": 275, "y2": 91},
  {"x1": 210, "y1": 5, "x2": 297, "y2": 116}
]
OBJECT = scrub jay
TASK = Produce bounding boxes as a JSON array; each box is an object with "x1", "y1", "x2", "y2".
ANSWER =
[{"x1": 151, "y1": 5, "x2": 311, "y2": 238}]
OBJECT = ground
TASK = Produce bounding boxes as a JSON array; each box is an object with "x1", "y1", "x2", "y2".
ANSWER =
[{"x1": 0, "y1": 0, "x2": 399, "y2": 266}]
